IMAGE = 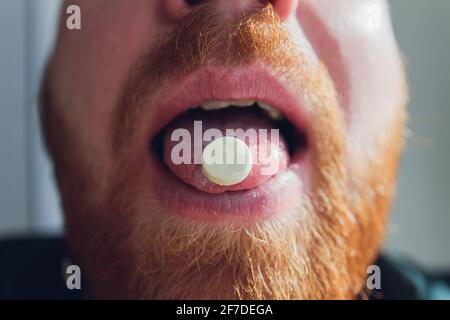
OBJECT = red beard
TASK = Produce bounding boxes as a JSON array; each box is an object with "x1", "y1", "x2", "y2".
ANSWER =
[{"x1": 41, "y1": 4, "x2": 407, "y2": 299}]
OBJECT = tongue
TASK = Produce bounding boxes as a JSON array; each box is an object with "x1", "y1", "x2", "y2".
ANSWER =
[{"x1": 163, "y1": 108, "x2": 289, "y2": 193}]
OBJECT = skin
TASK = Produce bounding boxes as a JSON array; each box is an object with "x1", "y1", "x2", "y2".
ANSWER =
[{"x1": 42, "y1": 0, "x2": 408, "y2": 299}]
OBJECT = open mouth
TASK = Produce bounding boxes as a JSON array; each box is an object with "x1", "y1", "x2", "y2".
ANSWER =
[
  {"x1": 152, "y1": 101, "x2": 308, "y2": 193},
  {"x1": 146, "y1": 66, "x2": 311, "y2": 219}
]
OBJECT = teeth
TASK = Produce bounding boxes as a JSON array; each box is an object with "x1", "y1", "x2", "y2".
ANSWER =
[
  {"x1": 233, "y1": 99, "x2": 256, "y2": 107},
  {"x1": 200, "y1": 100, "x2": 284, "y2": 120},
  {"x1": 200, "y1": 100, "x2": 255, "y2": 110},
  {"x1": 201, "y1": 101, "x2": 231, "y2": 110},
  {"x1": 258, "y1": 102, "x2": 283, "y2": 120}
]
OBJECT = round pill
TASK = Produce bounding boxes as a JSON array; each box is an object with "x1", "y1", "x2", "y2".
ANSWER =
[{"x1": 202, "y1": 136, "x2": 253, "y2": 186}]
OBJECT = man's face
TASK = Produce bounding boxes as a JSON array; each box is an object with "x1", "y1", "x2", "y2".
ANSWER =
[{"x1": 42, "y1": 0, "x2": 407, "y2": 299}]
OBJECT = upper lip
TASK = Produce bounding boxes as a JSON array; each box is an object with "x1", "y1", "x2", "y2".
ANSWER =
[
  {"x1": 142, "y1": 64, "x2": 311, "y2": 217},
  {"x1": 146, "y1": 64, "x2": 310, "y2": 143}
]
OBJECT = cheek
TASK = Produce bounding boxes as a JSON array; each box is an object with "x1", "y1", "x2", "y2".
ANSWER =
[
  {"x1": 52, "y1": 1, "x2": 164, "y2": 170},
  {"x1": 296, "y1": 0, "x2": 406, "y2": 153}
]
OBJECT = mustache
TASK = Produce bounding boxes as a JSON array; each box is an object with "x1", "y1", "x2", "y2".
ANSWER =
[
  {"x1": 144, "y1": 3, "x2": 297, "y2": 82},
  {"x1": 113, "y1": 3, "x2": 301, "y2": 152}
]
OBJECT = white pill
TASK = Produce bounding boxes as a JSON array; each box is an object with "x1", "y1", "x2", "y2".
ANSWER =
[{"x1": 202, "y1": 136, "x2": 253, "y2": 186}]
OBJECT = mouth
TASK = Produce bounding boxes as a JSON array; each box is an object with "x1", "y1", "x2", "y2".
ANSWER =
[{"x1": 146, "y1": 66, "x2": 312, "y2": 221}]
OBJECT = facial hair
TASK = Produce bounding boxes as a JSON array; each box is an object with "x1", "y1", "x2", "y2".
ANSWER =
[{"x1": 41, "y1": 3, "x2": 407, "y2": 299}]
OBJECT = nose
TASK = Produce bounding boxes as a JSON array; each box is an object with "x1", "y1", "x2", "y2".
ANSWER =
[{"x1": 163, "y1": 0, "x2": 298, "y2": 22}]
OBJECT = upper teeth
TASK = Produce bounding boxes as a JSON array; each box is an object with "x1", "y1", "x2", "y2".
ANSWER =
[{"x1": 200, "y1": 100, "x2": 283, "y2": 120}]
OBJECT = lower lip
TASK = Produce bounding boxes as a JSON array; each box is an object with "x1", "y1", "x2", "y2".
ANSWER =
[
  {"x1": 148, "y1": 150, "x2": 310, "y2": 223},
  {"x1": 143, "y1": 66, "x2": 311, "y2": 222}
]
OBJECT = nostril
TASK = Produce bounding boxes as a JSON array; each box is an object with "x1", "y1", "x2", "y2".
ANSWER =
[
  {"x1": 185, "y1": 0, "x2": 203, "y2": 6},
  {"x1": 165, "y1": 0, "x2": 298, "y2": 22}
]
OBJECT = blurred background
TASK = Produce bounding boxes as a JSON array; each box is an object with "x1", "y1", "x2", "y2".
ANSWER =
[{"x1": 0, "y1": 0, "x2": 449, "y2": 270}]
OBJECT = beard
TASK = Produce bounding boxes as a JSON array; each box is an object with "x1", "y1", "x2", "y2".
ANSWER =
[{"x1": 41, "y1": 3, "x2": 407, "y2": 299}]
